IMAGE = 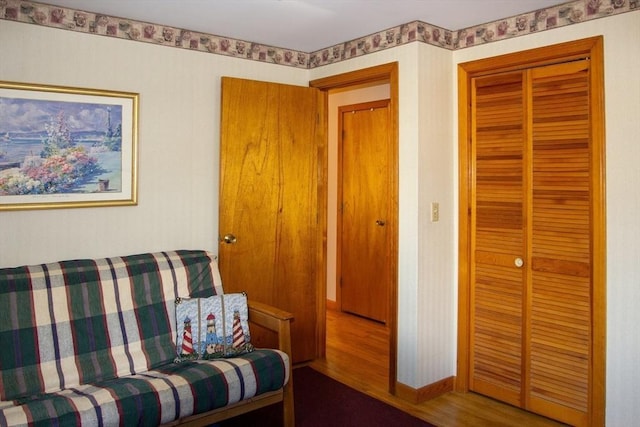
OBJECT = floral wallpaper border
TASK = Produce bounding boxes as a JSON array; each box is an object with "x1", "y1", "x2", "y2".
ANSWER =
[
  {"x1": 312, "y1": 0, "x2": 638, "y2": 68},
  {"x1": 1, "y1": 0, "x2": 637, "y2": 69}
]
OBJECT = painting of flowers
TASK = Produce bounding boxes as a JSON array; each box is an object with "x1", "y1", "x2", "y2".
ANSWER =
[{"x1": 0, "y1": 82, "x2": 138, "y2": 210}]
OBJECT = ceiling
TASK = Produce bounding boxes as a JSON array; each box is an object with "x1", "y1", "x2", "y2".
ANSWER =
[{"x1": 42, "y1": 0, "x2": 563, "y2": 52}]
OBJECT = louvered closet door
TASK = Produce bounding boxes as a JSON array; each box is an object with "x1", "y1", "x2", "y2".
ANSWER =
[
  {"x1": 470, "y1": 60, "x2": 593, "y2": 427},
  {"x1": 528, "y1": 60, "x2": 592, "y2": 425},
  {"x1": 470, "y1": 71, "x2": 527, "y2": 407}
]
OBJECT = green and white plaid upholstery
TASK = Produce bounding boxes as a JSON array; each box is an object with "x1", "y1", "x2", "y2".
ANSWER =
[{"x1": 0, "y1": 250, "x2": 289, "y2": 426}]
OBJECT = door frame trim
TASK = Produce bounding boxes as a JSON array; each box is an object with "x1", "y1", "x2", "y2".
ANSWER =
[
  {"x1": 456, "y1": 37, "x2": 606, "y2": 425},
  {"x1": 310, "y1": 62, "x2": 399, "y2": 394}
]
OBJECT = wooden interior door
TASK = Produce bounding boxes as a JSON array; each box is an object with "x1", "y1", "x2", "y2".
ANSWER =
[
  {"x1": 466, "y1": 44, "x2": 604, "y2": 427},
  {"x1": 218, "y1": 77, "x2": 325, "y2": 363},
  {"x1": 339, "y1": 100, "x2": 391, "y2": 324}
]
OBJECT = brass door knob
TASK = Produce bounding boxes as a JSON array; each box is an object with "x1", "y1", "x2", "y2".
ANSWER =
[{"x1": 222, "y1": 234, "x2": 237, "y2": 244}]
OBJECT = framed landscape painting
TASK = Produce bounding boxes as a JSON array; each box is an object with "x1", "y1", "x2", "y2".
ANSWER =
[{"x1": 0, "y1": 81, "x2": 138, "y2": 210}]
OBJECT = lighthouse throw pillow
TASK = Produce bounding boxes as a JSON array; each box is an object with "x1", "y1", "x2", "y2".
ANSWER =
[{"x1": 174, "y1": 292, "x2": 254, "y2": 361}]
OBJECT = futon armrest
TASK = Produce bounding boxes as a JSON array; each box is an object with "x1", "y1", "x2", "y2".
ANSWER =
[
  {"x1": 248, "y1": 300, "x2": 294, "y2": 323},
  {"x1": 247, "y1": 301, "x2": 293, "y2": 356},
  {"x1": 247, "y1": 301, "x2": 295, "y2": 427}
]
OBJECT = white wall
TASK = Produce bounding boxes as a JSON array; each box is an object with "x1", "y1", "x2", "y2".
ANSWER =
[
  {"x1": 0, "y1": 20, "x2": 309, "y2": 266},
  {"x1": 416, "y1": 42, "x2": 456, "y2": 384},
  {"x1": 2, "y1": 10, "x2": 639, "y2": 425},
  {"x1": 453, "y1": 12, "x2": 640, "y2": 427},
  {"x1": 1, "y1": 19, "x2": 434, "y2": 391}
]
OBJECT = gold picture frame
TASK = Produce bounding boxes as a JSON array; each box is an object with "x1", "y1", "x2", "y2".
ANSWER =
[{"x1": 0, "y1": 81, "x2": 138, "y2": 210}]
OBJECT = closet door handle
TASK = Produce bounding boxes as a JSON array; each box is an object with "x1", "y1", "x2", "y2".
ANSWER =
[
  {"x1": 376, "y1": 220, "x2": 386, "y2": 226},
  {"x1": 514, "y1": 257, "x2": 524, "y2": 268}
]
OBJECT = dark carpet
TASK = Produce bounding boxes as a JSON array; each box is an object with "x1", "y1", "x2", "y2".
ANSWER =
[{"x1": 221, "y1": 366, "x2": 436, "y2": 426}]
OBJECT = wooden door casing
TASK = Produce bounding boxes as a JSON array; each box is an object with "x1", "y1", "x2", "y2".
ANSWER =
[
  {"x1": 338, "y1": 100, "x2": 392, "y2": 324},
  {"x1": 219, "y1": 77, "x2": 325, "y2": 363},
  {"x1": 310, "y1": 62, "x2": 399, "y2": 394},
  {"x1": 458, "y1": 37, "x2": 606, "y2": 427}
]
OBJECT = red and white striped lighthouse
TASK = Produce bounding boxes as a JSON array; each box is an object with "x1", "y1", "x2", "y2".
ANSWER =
[
  {"x1": 232, "y1": 311, "x2": 245, "y2": 348},
  {"x1": 181, "y1": 316, "x2": 194, "y2": 355}
]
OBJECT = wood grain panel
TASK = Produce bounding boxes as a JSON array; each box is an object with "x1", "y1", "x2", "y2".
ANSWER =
[
  {"x1": 469, "y1": 58, "x2": 594, "y2": 425},
  {"x1": 470, "y1": 72, "x2": 525, "y2": 406},
  {"x1": 219, "y1": 77, "x2": 323, "y2": 363},
  {"x1": 528, "y1": 61, "x2": 591, "y2": 417},
  {"x1": 458, "y1": 37, "x2": 605, "y2": 427},
  {"x1": 339, "y1": 100, "x2": 391, "y2": 324}
]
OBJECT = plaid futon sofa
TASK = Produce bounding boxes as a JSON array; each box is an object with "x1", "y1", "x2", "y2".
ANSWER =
[{"x1": 0, "y1": 250, "x2": 293, "y2": 427}]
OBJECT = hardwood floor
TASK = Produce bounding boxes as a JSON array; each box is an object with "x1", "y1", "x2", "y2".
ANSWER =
[{"x1": 307, "y1": 308, "x2": 567, "y2": 427}]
